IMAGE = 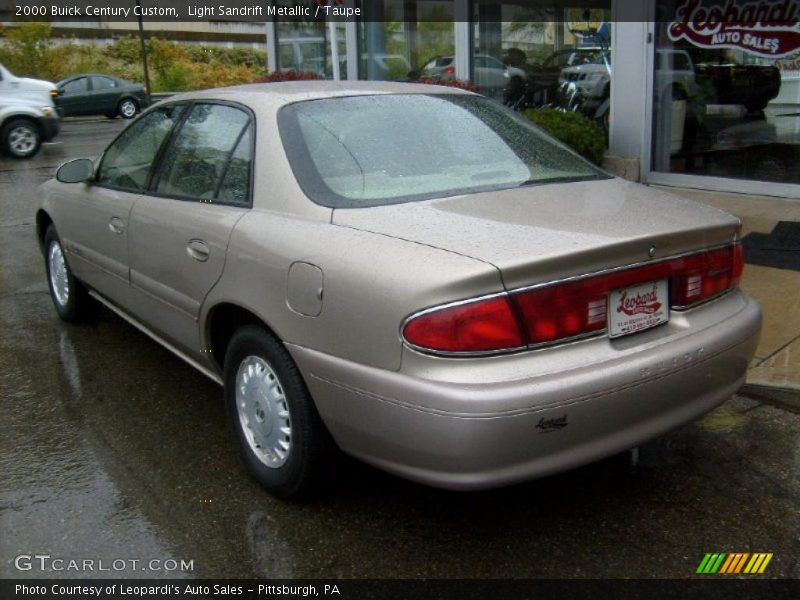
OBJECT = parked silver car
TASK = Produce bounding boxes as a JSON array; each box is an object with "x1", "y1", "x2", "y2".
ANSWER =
[
  {"x1": 421, "y1": 54, "x2": 527, "y2": 90},
  {"x1": 37, "y1": 82, "x2": 761, "y2": 497}
]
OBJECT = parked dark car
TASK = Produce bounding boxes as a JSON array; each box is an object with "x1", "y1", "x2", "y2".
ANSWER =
[
  {"x1": 55, "y1": 74, "x2": 150, "y2": 119},
  {"x1": 694, "y1": 63, "x2": 781, "y2": 113}
]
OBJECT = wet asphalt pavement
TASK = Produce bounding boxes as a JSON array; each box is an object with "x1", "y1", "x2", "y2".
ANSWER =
[{"x1": 1, "y1": 119, "x2": 799, "y2": 580}]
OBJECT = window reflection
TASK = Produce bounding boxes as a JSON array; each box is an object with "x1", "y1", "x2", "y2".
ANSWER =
[{"x1": 653, "y1": 18, "x2": 800, "y2": 185}]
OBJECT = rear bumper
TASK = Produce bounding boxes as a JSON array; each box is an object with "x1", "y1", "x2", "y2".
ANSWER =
[{"x1": 289, "y1": 291, "x2": 761, "y2": 490}]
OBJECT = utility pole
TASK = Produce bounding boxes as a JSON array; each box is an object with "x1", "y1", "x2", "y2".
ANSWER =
[{"x1": 136, "y1": 0, "x2": 152, "y2": 102}]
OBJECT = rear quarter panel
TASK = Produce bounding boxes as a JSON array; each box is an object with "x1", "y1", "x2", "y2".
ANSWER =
[{"x1": 201, "y1": 211, "x2": 503, "y2": 371}]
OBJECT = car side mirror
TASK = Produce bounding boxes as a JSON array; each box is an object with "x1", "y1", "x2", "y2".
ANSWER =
[{"x1": 56, "y1": 158, "x2": 94, "y2": 183}]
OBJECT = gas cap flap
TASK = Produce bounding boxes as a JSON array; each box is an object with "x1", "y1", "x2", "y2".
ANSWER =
[{"x1": 287, "y1": 262, "x2": 323, "y2": 317}]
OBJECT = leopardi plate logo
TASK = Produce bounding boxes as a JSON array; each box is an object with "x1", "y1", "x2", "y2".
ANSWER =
[
  {"x1": 616, "y1": 283, "x2": 662, "y2": 316},
  {"x1": 696, "y1": 552, "x2": 773, "y2": 574}
]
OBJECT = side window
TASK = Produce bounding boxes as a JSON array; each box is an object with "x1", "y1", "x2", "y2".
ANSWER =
[
  {"x1": 487, "y1": 57, "x2": 503, "y2": 69},
  {"x1": 62, "y1": 77, "x2": 88, "y2": 95},
  {"x1": 92, "y1": 76, "x2": 116, "y2": 90},
  {"x1": 155, "y1": 103, "x2": 251, "y2": 201},
  {"x1": 217, "y1": 124, "x2": 253, "y2": 205},
  {"x1": 97, "y1": 103, "x2": 187, "y2": 191}
]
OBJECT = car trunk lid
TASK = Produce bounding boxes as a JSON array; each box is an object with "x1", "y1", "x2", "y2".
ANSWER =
[{"x1": 332, "y1": 178, "x2": 741, "y2": 290}]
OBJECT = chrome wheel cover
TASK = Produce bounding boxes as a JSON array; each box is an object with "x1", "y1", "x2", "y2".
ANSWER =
[
  {"x1": 48, "y1": 240, "x2": 70, "y2": 307},
  {"x1": 236, "y1": 356, "x2": 291, "y2": 468},
  {"x1": 9, "y1": 125, "x2": 36, "y2": 155},
  {"x1": 120, "y1": 101, "x2": 137, "y2": 118}
]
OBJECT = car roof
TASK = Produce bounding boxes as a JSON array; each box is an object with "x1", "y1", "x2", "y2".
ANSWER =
[
  {"x1": 57, "y1": 73, "x2": 124, "y2": 83},
  {"x1": 168, "y1": 81, "x2": 474, "y2": 106}
]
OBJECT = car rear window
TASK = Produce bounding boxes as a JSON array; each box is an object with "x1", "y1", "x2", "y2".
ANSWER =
[{"x1": 278, "y1": 94, "x2": 608, "y2": 208}]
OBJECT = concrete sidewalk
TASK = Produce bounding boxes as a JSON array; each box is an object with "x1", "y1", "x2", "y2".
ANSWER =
[{"x1": 662, "y1": 187, "x2": 800, "y2": 408}]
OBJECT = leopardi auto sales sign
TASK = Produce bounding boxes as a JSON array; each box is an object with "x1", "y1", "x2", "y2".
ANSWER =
[{"x1": 668, "y1": 0, "x2": 800, "y2": 57}]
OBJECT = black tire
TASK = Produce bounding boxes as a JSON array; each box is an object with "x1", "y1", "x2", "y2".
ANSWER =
[
  {"x1": 2, "y1": 118, "x2": 41, "y2": 159},
  {"x1": 224, "y1": 325, "x2": 332, "y2": 498},
  {"x1": 744, "y1": 100, "x2": 767, "y2": 114},
  {"x1": 43, "y1": 225, "x2": 95, "y2": 322},
  {"x1": 117, "y1": 98, "x2": 139, "y2": 119}
]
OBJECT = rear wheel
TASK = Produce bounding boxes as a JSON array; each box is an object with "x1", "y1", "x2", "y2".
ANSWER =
[
  {"x1": 744, "y1": 100, "x2": 767, "y2": 114},
  {"x1": 2, "y1": 118, "x2": 41, "y2": 159},
  {"x1": 224, "y1": 325, "x2": 332, "y2": 498},
  {"x1": 44, "y1": 226, "x2": 95, "y2": 322},
  {"x1": 117, "y1": 98, "x2": 138, "y2": 119}
]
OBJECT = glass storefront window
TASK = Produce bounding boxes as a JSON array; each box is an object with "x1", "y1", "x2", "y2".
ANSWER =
[
  {"x1": 652, "y1": 1, "x2": 800, "y2": 184},
  {"x1": 276, "y1": 20, "x2": 347, "y2": 79},
  {"x1": 469, "y1": 2, "x2": 612, "y2": 135},
  {"x1": 359, "y1": 1, "x2": 454, "y2": 81}
]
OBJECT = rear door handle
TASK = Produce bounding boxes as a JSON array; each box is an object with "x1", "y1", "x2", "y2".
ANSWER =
[
  {"x1": 109, "y1": 217, "x2": 125, "y2": 234},
  {"x1": 186, "y1": 239, "x2": 210, "y2": 262}
]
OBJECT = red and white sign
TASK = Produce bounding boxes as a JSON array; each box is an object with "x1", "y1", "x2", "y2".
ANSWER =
[
  {"x1": 668, "y1": 0, "x2": 800, "y2": 57},
  {"x1": 608, "y1": 280, "x2": 669, "y2": 338}
]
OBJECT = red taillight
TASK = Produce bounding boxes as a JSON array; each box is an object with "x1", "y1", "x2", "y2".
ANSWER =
[
  {"x1": 512, "y1": 278, "x2": 608, "y2": 345},
  {"x1": 403, "y1": 296, "x2": 524, "y2": 353},
  {"x1": 671, "y1": 243, "x2": 743, "y2": 307},
  {"x1": 442, "y1": 66, "x2": 455, "y2": 75},
  {"x1": 403, "y1": 243, "x2": 743, "y2": 354}
]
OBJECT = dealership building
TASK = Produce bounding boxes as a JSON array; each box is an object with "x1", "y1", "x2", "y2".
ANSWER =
[
  {"x1": 257, "y1": 0, "x2": 800, "y2": 199},
  {"x1": 11, "y1": 0, "x2": 800, "y2": 199}
]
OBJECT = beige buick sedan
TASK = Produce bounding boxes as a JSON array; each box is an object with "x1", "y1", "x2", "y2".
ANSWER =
[{"x1": 37, "y1": 82, "x2": 761, "y2": 497}]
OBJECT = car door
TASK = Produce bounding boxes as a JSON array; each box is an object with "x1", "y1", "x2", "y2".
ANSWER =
[
  {"x1": 90, "y1": 76, "x2": 119, "y2": 115},
  {"x1": 57, "y1": 103, "x2": 188, "y2": 307},
  {"x1": 126, "y1": 102, "x2": 253, "y2": 353},
  {"x1": 58, "y1": 76, "x2": 89, "y2": 116}
]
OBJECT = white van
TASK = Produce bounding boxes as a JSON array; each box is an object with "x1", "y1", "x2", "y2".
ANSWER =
[{"x1": 0, "y1": 62, "x2": 60, "y2": 158}]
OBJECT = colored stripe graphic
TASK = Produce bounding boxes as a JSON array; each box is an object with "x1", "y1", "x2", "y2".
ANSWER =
[
  {"x1": 698, "y1": 552, "x2": 773, "y2": 574},
  {"x1": 719, "y1": 554, "x2": 735, "y2": 573},
  {"x1": 732, "y1": 553, "x2": 749, "y2": 574},
  {"x1": 744, "y1": 553, "x2": 774, "y2": 574},
  {"x1": 696, "y1": 553, "x2": 714, "y2": 574},
  {"x1": 697, "y1": 553, "x2": 726, "y2": 574}
]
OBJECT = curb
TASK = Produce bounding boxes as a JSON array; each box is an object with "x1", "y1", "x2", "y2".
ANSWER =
[{"x1": 741, "y1": 383, "x2": 800, "y2": 413}]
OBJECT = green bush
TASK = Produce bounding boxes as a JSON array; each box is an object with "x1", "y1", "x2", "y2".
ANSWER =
[
  {"x1": 0, "y1": 27, "x2": 267, "y2": 91},
  {"x1": 105, "y1": 36, "x2": 142, "y2": 63},
  {"x1": 0, "y1": 23, "x2": 61, "y2": 79},
  {"x1": 522, "y1": 108, "x2": 607, "y2": 165}
]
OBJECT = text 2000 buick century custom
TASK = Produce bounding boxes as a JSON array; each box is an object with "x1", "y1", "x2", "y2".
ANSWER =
[{"x1": 37, "y1": 82, "x2": 761, "y2": 497}]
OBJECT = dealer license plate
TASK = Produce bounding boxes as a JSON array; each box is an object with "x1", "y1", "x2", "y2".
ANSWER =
[{"x1": 608, "y1": 280, "x2": 669, "y2": 338}]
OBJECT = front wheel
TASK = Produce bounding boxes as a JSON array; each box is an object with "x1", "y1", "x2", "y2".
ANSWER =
[
  {"x1": 2, "y1": 119, "x2": 41, "y2": 159},
  {"x1": 117, "y1": 98, "x2": 138, "y2": 119},
  {"x1": 44, "y1": 226, "x2": 95, "y2": 322},
  {"x1": 224, "y1": 325, "x2": 332, "y2": 498}
]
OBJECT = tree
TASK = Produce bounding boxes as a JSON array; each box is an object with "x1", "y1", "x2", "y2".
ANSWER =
[{"x1": 0, "y1": 23, "x2": 60, "y2": 79}]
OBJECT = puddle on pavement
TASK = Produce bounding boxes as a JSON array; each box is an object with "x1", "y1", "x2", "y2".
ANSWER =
[{"x1": 696, "y1": 406, "x2": 749, "y2": 433}]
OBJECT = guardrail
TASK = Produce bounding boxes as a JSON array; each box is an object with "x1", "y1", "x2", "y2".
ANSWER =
[{"x1": 151, "y1": 92, "x2": 176, "y2": 103}]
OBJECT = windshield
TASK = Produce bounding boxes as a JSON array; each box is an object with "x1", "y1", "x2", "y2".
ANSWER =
[{"x1": 278, "y1": 94, "x2": 608, "y2": 208}]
